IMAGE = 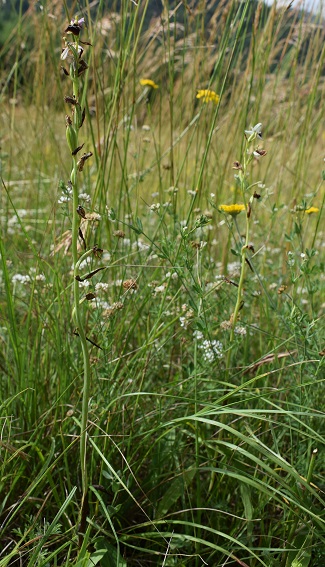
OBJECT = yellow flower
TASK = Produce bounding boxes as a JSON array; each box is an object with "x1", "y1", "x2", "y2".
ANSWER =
[
  {"x1": 219, "y1": 204, "x2": 245, "y2": 217},
  {"x1": 140, "y1": 78, "x2": 159, "y2": 89},
  {"x1": 196, "y1": 89, "x2": 220, "y2": 104},
  {"x1": 305, "y1": 206, "x2": 319, "y2": 214}
]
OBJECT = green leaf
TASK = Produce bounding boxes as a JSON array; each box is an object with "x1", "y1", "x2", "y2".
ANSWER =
[
  {"x1": 286, "y1": 532, "x2": 312, "y2": 567},
  {"x1": 239, "y1": 483, "x2": 253, "y2": 540},
  {"x1": 129, "y1": 224, "x2": 142, "y2": 235},
  {"x1": 91, "y1": 539, "x2": 127, "y2": 567},
  {"x1": 156, "y1": 468, "x2": 196, "y2": 518},
  {"x1": 136, "y1": 217, "x2": 143, "y2": 232}
]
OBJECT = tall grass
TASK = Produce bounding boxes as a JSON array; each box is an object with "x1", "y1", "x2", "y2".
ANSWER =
[{"x1": 0, "y1": 0, "x2": 324, "y2": 565}]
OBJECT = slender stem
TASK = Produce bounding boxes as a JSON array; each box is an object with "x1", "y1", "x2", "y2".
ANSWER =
[
  {"x1": 71, "y1": 158, "x2": 91, "y2": 503},
  {"x1": 225, "y1": 141, "x2": 254, "y2": 373},
  {"x1": 66, "y1": 36, "x2": 92, "y2": 514},
  {"x1": 230, "y1": 213, "x2": 249, "y2": 344}
]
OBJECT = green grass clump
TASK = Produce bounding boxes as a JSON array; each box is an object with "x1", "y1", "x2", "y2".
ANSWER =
[{"x1": 0, "y1": 0, "x2": 324, "y2": 565}]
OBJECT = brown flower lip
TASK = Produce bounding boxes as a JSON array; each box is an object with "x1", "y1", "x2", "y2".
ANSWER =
[
  {"x1": 254, "y1": 148, "x2": 267, "y2": 157},
  {"x1": 65, "y1": 24, "x2": 82, "y2": 36}
]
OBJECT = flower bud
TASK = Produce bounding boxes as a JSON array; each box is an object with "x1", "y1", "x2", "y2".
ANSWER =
[{"x1": 65, "y1": 115, "x2": 78, "y2": 153}]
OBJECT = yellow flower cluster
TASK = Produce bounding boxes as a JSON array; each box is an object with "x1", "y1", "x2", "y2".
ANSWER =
[
  {"x1": 305, "y1": 206, "x2": 319, "y2": 214},
  {"x1": 196, "y1": 89, "x2": 220, "y2": 104},
  {"x1": 139, "y1": 78, "x2": 159, "y2": 89},
  {"x1": 219, "y1": 204, "x2": 245, "y2": 216}
]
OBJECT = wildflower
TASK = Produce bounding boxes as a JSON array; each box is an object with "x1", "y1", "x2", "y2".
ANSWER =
[
  {"x1": 219, "y1": 204, "x2": 245, "y2": 216},
  {"x1": 245, "y1": 123, "x2": 262, "y2": 139},
  {"x1": 179, "y1": 316, "x2": 187, "y2": 328},
  {"x1": 65, "y1": 17, "x2": 85, "y2": 36},
  {"x1": 154, "y1": 284, "x2": 165, "y2": 293},
  {"x1": 58, "y1": 195, "x2": 71, "y2": 204},
  {"x1": 220, "y1": 320, "x2": 232, "y2": 331},
  {"x1": 234, "y1": 326, "x2": 247, "y2": 336},
  {"x1": 179, "y1": 305, "x2": 194, "y2": 329},
  {"x1": 78, "y1": 192, "x2": 91, "y2": 202},
  {"x1": 123, "y1": 279, "x2": 138, "y2": 290},
  {"x1": 113, "y1": 230, "x2": 126, "y2": 238},
  {"x1": 86, "y1": 212, "x2": 101, "y2": 221},
  {"x1": 193, "y1": 330, "x2": 204, "y2": 340},
  {"x1": 12, "y1": 274, "x2": 31, "y2": 285},
  {"x1": 95, "y1": 282, "x2": 110, "y2": 292},
  {"x1": 196, "y1": 89, "x2": 219, "y2": 104},
  {"x1": 77, "y1": 152, "x2": 93, "y2": 172},
  {"x1": 140, "y1": 79, "x2": 159, "y2": 89},
  {"x1": 61, "y1": 42, "x2": 83, "y2": 60},
  {"x1": 278, "y1": 284, "x2": 287, "y2": 294},
  {"x1": 253, "y1": 148, "x2": 267, "y2": 158},
  {"x1": 102, "y1": 302, "x2": 124, "y2": 318},
  {"x1": 198, "y1": 339, "x2": 223, "y2": 362},
  {"x1": 305, "y1": 206, "x2": 319, "y2": 214},
  {"x1": 166, "y1": 271, "x2": 178, "y2": 280}
]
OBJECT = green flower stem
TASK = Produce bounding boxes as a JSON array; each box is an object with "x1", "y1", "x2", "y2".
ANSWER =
[
  {"x1": 71, "y1": 161, "x2": 91, "y2": 506},
  {"x1": 230, "y1": 225, "x2": 249, "y2": 342},
  {"x1": 68, "y1": 43, "x2": 91, "y2": 513},
  {"x1": 226, "y1": 146, "x2": 253, "y2": 372}
]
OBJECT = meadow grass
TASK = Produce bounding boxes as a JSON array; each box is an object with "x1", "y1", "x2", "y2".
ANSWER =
[{"x1": 0, "y1": 0, "x2": 324, "y2": 565}]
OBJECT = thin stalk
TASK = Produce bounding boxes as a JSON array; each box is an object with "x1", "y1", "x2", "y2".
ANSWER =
[
  {"x1": 225, "y1": 128, "x2": 262, "y2": 372},
  {"x1": 229, "y1": 210, "x2": 249, "y2": 346},
  {"x1": 62, "y1": 24, "x2": 92, "y2": 530}
]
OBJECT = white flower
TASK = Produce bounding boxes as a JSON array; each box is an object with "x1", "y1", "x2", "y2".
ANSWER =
[
  {"x1": 193, "y1": 330, "x2": 203, "y2": 340},
  {"x1": 166, "y1": 271, "x2": 178, "y2": 280},
  {"x1": 78, "y1": 192, "x2": 91, "y2": 202},
  {"x1": 58, "y1": 195, "x2": 71, "y2": 204},
  {"x1": 179, "y1": 316, "x2": 187, "y2": 328},
  {"x1": 245, "y1": 123, "x2": 262, "y2": 139},
  {"x1": 61, "y1": 42, "x2": 83, "y2": 60},
  {"x1": 198, "y1": 339, "x2": 223, "y2": 361},
  {"x1": 12, "y1": 274, "x2": 30, "y2": 285},
  {"x1": 70, "y1": 17, "x2": 85, "y2": 27},
  {"x1": 95, "y1": 282, "x2": 110, "y2": 292},
  {"x1": 234, "y1": 326, "x2": 246, "y2": 336}
]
